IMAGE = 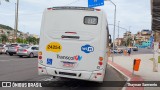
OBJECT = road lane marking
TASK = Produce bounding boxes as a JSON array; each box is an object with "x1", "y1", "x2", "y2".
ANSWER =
[{"x1": 0, "y1": 59, "x2": 35, "y2": 62}]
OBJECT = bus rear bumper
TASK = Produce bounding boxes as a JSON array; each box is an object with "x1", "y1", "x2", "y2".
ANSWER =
[{"x1": 38, "y1": 64, "x2": 105, "y2": 82}]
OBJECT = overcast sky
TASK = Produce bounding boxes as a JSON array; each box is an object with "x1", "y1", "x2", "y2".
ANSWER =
[{"x1": 0, "y1": 0, "x2": 151, "y2": 38}]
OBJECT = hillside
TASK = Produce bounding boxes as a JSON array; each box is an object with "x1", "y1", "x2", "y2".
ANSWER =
[{"x1": 0, "y1": 24, "x2": 13, "y2": 30}]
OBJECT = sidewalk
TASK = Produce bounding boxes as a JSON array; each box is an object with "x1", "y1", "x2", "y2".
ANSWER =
[
  {"x1": 108, "y1": 53, "x2": 160, "y2": 90},
  {"x1": 109, "y1": 54, "x2": 160, "y2": 81}
]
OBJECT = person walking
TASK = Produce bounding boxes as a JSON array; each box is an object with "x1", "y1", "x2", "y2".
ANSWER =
[{"x1": 128, "y1": 48, "x2": 131, "y2": 56}]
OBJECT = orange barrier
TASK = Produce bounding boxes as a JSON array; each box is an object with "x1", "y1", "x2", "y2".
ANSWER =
[
  {"x1": 123, "y1": 50, "x2": 127, "y2": 56},
  {"x1": 133, "y1": 58, "x2": 141, "y2": 71}
]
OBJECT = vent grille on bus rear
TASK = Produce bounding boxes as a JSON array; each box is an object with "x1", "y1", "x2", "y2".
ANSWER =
[
  {"x1": 59, "y1": 72, "x2": 77, "y2": 76},
  {"x1": 48, "y1": 7, "x2": 94, "y2": 11}
]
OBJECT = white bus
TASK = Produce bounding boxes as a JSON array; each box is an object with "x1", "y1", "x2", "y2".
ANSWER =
[{"x1": 38, "y1": 7, "x2": 110, "y2": 82}]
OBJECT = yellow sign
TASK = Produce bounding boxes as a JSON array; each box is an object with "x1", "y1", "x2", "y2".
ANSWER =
[{"x1": 46, "y1": 42, "x2": 62, "y2": 53}]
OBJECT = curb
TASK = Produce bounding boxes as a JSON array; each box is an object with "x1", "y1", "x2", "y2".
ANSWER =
[{"x1": 108, "y1": 60, "x2": 144, "y2": 90}]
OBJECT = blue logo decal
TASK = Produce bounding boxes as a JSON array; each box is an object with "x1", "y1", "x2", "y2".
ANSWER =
[
  {"x1": 81, "y1": 45, "x2": 94, "y2": 53},
  {"x1": 47, "y1": 58, "x2": 52, "y2": 65}
]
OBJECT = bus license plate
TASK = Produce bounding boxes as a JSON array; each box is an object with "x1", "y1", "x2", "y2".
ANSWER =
[{"x1": 63, "y1": 62, "x2": 75, "y2": 67}]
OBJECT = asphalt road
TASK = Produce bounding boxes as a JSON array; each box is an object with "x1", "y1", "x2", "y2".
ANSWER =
[
  {"x1": 0, "y1": 54, "x2": 125, "y2": 90},
  {"x1": 114, "y1": 48, "x2": 154, "y2": 56}
]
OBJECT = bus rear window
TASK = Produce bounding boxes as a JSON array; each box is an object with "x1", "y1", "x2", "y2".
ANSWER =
[{"x1": 84, "y1": 16, "x2": 98, "y2": 25}]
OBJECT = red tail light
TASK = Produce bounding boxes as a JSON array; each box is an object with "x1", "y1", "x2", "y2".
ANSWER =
[
  {"x1": 47, "y1": 8, "x2": 54, "y2": 10},
  {"x1": 65, "y1": 32, "x2": 77, "y2": 34},
  {"x1": 39, "y1": 56, "x2": 42, "y2": 60},
  {"x1": 95, "y1": 9, "x2": 101, "y2": 11},
  {"x1": 23, "y1": 49, "x2": 27, "y2": 52},
  {"x1": 38, "y1": 67, "x2": 42, "y2": 69},
  {"x1": 99, "y1": 62, "x2": 103, "y2": 66},
  {"x1": 15, "y1": 46, "x2": 19, "y2": 51},
  {"x1": 38, "y1": 51, "x2": 42, "y2": 60},
  {"x1": 97, "y1": 73, "x2": 102, "y2": 75}
]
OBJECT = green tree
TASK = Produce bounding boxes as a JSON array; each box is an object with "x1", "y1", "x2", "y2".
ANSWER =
[
  {"x1": 126, "y1": 37, "x2": 132, "y2": 47},
  {"x1": 26, "y1": 36, "x2": 38, "y2": 45},
  {"x1": 1, "y1": 34, "x2": 8, "y2": 44}
]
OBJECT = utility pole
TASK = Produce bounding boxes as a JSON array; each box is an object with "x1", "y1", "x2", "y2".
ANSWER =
[
  {"x1": 118, "y1": 21, "x2": 120, "y2": 46},
  {"x1": 14, "y1": 3, "x2": 17, "y2": 43},
  {"x1": 118, "y1": 21, "x2": 120, "y2": 39},
  {"x1": 15, "y1": 0, "x2": 19, "y2": 43},
  {"x1": 105, "y1": 0, "x2": 117, "y2": 62}
]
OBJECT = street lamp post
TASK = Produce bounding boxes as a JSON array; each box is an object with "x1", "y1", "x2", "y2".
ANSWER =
[
  {"x1": 105, "y1": 0, "x2": 117, "y2": 62},
  {"x1": 118, "y1": 21, "x2": 120, "y2": 46},
  {"x1": 15, "y1": 0, "x2": 19, "y2": 43}
]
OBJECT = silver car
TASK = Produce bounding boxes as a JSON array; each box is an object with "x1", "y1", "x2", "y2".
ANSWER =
[
  {"x1": 17, "y1": 45, "x2": 39, "y2": 58},
  {"x1": 8, "y1": 44, "x2": 29, "y2": 56}
]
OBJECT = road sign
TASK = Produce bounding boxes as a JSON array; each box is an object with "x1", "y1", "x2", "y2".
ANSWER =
[{"x1": 88, "y1": 0, "x2": 104, "y2": 8}]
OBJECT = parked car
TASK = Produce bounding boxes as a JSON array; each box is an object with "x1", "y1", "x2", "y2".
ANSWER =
[
  {"x1": 0, "y1": 46, "x2": 3, "y2": 54},
  {"x1": 17, "y1": 45, "x2": 39, "y2": 58},
  {"x1": 2, "y1": 44, "x2": 10, "y2": 54},
  {"x1": 0, "y1": 44, "x2": 4, "y2": 54},
  {"x1": 7, "y1": 44, "x2": 29, "y2": 56},
  {"x1": 111, "y1": 48, "x2": 123, "y2": 54},
  {"x1": 132, "y1": 47, "x2": 138, "y2": 51}
]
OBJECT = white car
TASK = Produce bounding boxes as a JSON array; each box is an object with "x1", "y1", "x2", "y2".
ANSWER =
[{"x1": 0, "y1": 44, "x2": 10, "y2": 54}]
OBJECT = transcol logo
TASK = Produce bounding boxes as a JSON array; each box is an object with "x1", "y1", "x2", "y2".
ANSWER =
[
  {"x1": 81, "y1": 44, "x2": 94, "y2": 53},
  {"x1": 57, "y1": 54, "x2": 82, "y2": 61},
  {"x1": 74, "y1": 55, "x2": 82, "y2": 61}
]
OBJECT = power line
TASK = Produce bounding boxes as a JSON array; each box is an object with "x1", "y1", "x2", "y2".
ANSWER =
[
  {"x1": 108, "y1": 24, "x2": 128, "y2": 31},
  {"x1": 0, "y1": 12, "x2": 42, "y2": 16}
]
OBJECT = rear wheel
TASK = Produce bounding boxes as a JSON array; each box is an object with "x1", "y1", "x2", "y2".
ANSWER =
[
  {"x1": 5, "y1": 51, "x2": 8, "y2": 55},
  {"x1": 19, "y1": 55, "x2": 23, "y2": 58},
  {"x1": 29, "y1": 53, "x2": 34, "y2": 58},
  {"x1": 9, "y1": 53, "x2": 13, "y2": 56}
]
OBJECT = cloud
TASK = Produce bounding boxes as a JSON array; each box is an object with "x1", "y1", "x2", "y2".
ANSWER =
[{"x1": 0, "y1": 0, "x2": 151, "y2": 37}]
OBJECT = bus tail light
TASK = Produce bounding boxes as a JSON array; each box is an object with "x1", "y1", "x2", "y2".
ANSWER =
[
  {"x1": 47, "y1": 8, "x2": 55, "y2": 10},
  {"x1": 99, "y1": 57, "x2": 103, "y2": 61},
  {"x1": 95, "y1": 9, "x2": 101, "y2": 11},
  {"x1": 65, "y1": 32, "x2": 77, "y2": 34},
  {"x1": 38, "y1": 51, "x2": 42, "y2": 60},
  {"x1": 99, "y1": 62, "x2": 103, "y2": 66},
  {"x1": 39, "y1": 56, "x2": 42, "y2": 60},
  {"x1": 38, "y1": 67, "x2": 42, "y2": 69},
  {"x1": 39, "y1": 52, "x2": 42, "y2": 56},
  {"x1": 98, "y1": 57, "x2": 103, "y2": 66},
  {"x1": 97, "y1": 73, "x2": 102, "y2": 75},
  {"x1": 38, "y1": 67, "x2": 45, "y2": 73}
]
